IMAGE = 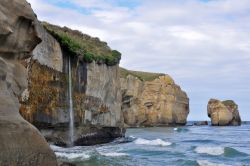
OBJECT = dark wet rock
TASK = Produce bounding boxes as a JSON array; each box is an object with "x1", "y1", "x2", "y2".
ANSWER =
[{"x1": 43, "y1": 126, "x2": 125, "y2": 146}]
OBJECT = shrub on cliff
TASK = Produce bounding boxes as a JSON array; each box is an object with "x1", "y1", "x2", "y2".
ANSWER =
[
  {"x1": 83, "y1": 53, "x2": 94, "y2": 63},
  {"x1": 47, "y1": 30, "x2": 84, "y2": 57},
  {"x1": 42, "y1": 22, "x2": 121, "y2": 66}
]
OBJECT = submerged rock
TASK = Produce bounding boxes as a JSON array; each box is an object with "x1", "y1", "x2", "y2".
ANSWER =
[
  {"x1": 207, "y1": 99, "x2": 241, "y2": 126},
  {"x1": 120, "y1": 71, "x2": 189, "y2": 127},
  {"x1": 0, "y1": 0, "x2": 57, "y2": 165}
]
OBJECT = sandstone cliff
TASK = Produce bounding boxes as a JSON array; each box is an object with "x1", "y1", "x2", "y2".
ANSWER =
[
  {"x1": 0, "y1": 0, "x2": 57, "y2": 165},
  {"x1": 207, "y1": 99, "x2": 241, "y2": 126},
  {"x1": 20, "y1": 23, "x2": 124, "y2": 146},
  {"x1": 120, "y1": 68, "x2": 189, "y2": 127}
]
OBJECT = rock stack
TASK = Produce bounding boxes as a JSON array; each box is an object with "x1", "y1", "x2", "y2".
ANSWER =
[{"x1": 207, "y1": 99, "x2": 241, "y2": 126}]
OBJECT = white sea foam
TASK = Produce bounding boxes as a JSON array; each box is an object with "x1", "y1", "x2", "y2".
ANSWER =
[
  {"x1": 173, "y1": 128, "x2": 178, "y2": 131},
  {"x1": 195, "y1": 146, "x2": 224, "y2": 156},
  {"x1": 129, "y1": 135, "x2": 136, "y2": 139},
  {"x1": 99, "y1": 152, "x2": 128, "y2": 157},
  {"x1": 50, "y1": 145, "x2": 90, "y2": 160},
  {"x1": 197, "y1": 160, "x2": 232, "y2": 166},
  {"x1": 134, "y1": 138, "x2": 172, "y2": 146},
  {"x1": 55, "y1": 152, "x2": 90, "y2": 160}
]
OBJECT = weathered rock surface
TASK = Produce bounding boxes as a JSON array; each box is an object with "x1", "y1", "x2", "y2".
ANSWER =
[
  {"x1": 0, "y1": 0, "x2": 57, "y2": 165},
  {"x1": 20, "y1": 24, "x2": 124, "y2": 146},
  {"x1": 32, "y1": 23, "x2": 63, "y2": 72},
  {"x1": 121, "y1": 74, "x2": 189, "y2": 127},
  {"x1": 207, "y1": 99, "x2": 241, "y2": 126}
]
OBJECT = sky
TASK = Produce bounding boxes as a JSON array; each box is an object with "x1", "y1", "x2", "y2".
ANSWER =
[{"x1": 27, "y1": 0, "x2": 250, "y2": 120}]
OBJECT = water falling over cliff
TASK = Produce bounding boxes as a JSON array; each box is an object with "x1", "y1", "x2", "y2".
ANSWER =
[{"x1": 68, "y1": 57, "x2": 74, "y2": 146}]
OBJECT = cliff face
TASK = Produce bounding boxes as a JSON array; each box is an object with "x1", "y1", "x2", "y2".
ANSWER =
[
  {"x1": 120, "y1": 72, "x2": 189, "y2": 127},
  {"x1": 0, "y1": 0, "x2": 57, "y2": 165},
  {"x1": 20, "y1": 23, "x2": 124, "y2": 146},
  {"x1": 85, "y1": 62, "x2": 123, "y2": 127},
  {"x1": 208, "y1": 99, "x2": 241, "y2": 126}
]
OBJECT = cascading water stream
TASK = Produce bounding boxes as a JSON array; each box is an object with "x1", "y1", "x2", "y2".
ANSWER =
[{"x1": 68, "y1": 57, "x2": 74, "y2": 146}]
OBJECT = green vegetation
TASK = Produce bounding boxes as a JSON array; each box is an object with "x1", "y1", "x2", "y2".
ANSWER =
[
  {"x1": 119, "y1": 67, "x2": 165, "y2": 81},
  {"x1": 42, "y1": 22, "x2": 121, "y2": 66}
]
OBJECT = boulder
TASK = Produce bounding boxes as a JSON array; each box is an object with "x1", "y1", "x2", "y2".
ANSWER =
[
  {"x1": 207, "y1": 99, "x2": 241, "y2": 126},
  {"x1": 0, "y1": 0, "x2": 57, "y2": 165}
]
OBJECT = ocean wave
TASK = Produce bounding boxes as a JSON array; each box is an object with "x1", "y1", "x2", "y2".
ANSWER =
[
  {"x1": 112, "y1": 136, "x2": 136, "y2": 144},
  {"x1": 134, "y1": 138, "x2": 172, "y2": 146},
  {"x1": 98, "y1": 152, "x2": 128, "y2": 157},
  {"x1": 194, "y1": 146, "x2": 248, "y2": 157},
  {"x1": 173, "y1": 128, "x2": 178, "y2": 131},
  {"x1": 197, "y1": 160, "x2": 232, "y2": 166},
  {"x1": 224, "y1": 147, "x2": 249, "y2": 157},
  {"x1": 55, "y1": 151, "x2": 90, "y2": 160},
  {"x1": 194, "y1": 146, "x2": 224, "y2": 156},
  {"x1": 50, "y1": 145, "x2": 90, "y2": 160},
  {"x1": 173, "y1": 127, "x2": 189, "y2": 132},
  {"x1": 182, "y1": 139, "x2": 216, "y2": 144}
]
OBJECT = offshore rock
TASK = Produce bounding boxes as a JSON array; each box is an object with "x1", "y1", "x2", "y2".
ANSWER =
[
  {"x1": 207, "y1": 99, "x2": 241, "y2": 126},
  {"x1": 0, "y1": 0, "x2": 57, "y2": 165},
  {"x1": 121, "y1": 74, "x2": 189, "y2": 127}
]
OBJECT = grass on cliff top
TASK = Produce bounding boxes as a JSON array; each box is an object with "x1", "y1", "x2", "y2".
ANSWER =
[
  {"x1": 42, "y1": 22, "x2": 121, "y2": 66},
  {"x1": 119, "y1": 67, "x2": 165, "y2": 81}
]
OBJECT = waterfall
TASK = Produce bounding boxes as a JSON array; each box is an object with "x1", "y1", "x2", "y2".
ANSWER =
[{"x1": 68, "y1": 57, "x2": 74, "y2": 146}]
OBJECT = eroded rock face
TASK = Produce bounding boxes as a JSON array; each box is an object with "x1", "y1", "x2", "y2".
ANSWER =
[
  {"x1": 32, "y1": 23, "x2": 63, "y2": 72},
  {"x1": 0, "y1": 0, "x2": 57, "y2": 165},
  {"x1": 85, "y1": 62, "x2": 123, "y2": 127},
  {"x1": 207, "y1": 99, "x2": 241, "y2": 126},
  {"x1": 121, "y1": 75, "x2": 189, "y2": 127},
  {"x1": 20, "y1": 25, "x2": 124, "y2": 146}
]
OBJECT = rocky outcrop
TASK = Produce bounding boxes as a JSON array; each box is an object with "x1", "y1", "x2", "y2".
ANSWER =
[
  {"x1": 20, "y1": 23, "x2": 124, "y2": 146},
  {"x1": 0, "y1": 0, "x2": 57, "y2": 165},
  {"x1": 193, "y1": 121, "x2": 208, "y2": 126},
  {"x1": 121, "y1": 74, "x2": 189, "y2": 127},
  {"x1": 207, "y1": 99, "x2": 241, "y2": 126}
]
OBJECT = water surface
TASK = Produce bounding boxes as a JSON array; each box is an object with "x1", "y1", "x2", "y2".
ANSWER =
[{"x1": 52, "y1": 122, "x2": 250, "y2": 166}]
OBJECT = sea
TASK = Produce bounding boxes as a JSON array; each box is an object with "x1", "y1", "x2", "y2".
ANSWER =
[{"x1": 51, "y1": 122, "x2": 250, "y2": 166}]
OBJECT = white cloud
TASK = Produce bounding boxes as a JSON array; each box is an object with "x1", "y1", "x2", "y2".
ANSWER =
[{"x1": 27, "y1": 0, "x2": 250, "y2": 120}]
